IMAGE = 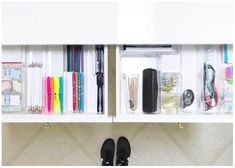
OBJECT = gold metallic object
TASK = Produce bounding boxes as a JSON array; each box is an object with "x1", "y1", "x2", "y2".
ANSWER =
[
  {"x1": 44, "y1": 122, "x2": 51, "y2": 129},
  {"x1": 161, "y1": 76, "x2": 177, "y2": 92},
  {"x1": 162, "y1": 94, "x2": 177, "y2": 112},
  {"x1": 177, "y1": 123, "x2": 184, "y2": 129},
  {"x1": 161, "y1": 73, "x2": 180, "y2": 113}
]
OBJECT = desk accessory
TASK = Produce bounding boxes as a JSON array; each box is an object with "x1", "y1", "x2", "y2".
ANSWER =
[
  {"x1": 202, "y1": 47, "x2": 218, "y2": 112},
  {"x1": 95, "y1": 45, "x2": 104, "y2": 114},
  {"x1": 161, "y1": 72, "x2": 181, "y2": 114},
  {"x1": 59, "y1": 77, "x2": 63, "y2": 113},
  {"x1": 183, "y1": 89, "x2": 194, "y2": 108},
  {"x1": 78, "y1": 46, "x2": 84, "y2": 112},
  {"x1": 128, "y1": 74, "x2": 139, "y2": 111},
  {"x1": 27, "y1": 62, "x2": 43, "y2": 113},
  {"x1": 142, "y1": 68, "x2": 158, "y2": 113},
  {"x1": 47, "y1": 77, "x2": 52, "y2": 113},
  {"x1": 2, "y1": 62, "x2": 23, "y2": 112},
  {"x1": 203, "y1": 63, "x2": 218, "y2": 111},
  {"x1": 122, "y1": 73, "x2": 130, "y2": 110}
]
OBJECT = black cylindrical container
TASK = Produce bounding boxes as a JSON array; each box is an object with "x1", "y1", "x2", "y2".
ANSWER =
[{"x1": 142, "y1": 68, "x2": 158, "y2": 113}]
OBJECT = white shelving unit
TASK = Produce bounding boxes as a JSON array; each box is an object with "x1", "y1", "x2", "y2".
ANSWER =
[{"x1": 2, "y1": 1, "x2": 233, "y2": 123}]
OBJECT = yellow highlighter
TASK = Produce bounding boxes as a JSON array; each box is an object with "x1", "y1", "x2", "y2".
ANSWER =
[{"x1": 54, "y1": 77, "x2": 61, "y2": 114}]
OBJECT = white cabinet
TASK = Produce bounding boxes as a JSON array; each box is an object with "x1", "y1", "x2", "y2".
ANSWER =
[
  {"x1": 2, "y1": 45, "x2": 233, "y2": 123},
  {"x1": 1, "y1": 1, "x2": 233, "y2": 123},
  {"x1": 2, "y1": 1, "x2": 232, "y2": 44},
  {"x1": 2, "y1": 45, "x2": 111, "y2": 123},
  {"x1": 115, "y1": 45, "x2": 233, "y2": 123}
]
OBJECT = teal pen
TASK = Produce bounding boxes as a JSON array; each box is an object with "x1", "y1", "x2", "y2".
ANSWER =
[
  {"x1": 79, "y1": 46, "x2": 84, "y2": 112},
  {"x1": 77, "y1": 46, "x2": 81, "y2": 112},
  {"x1": 78, "y1": 72, "x2": 84, "y2": 112},
  {"x1": 59, "y1": 77, "x2": 63, "y2": 113},
  {"x1": 224, "y1": 44, "x2": 228, "y2": 63}
]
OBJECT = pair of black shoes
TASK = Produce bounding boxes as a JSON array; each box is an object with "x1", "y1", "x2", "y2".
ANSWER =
[{"x1": 100, "y1": 136, "x2": 131, "y2": 166}]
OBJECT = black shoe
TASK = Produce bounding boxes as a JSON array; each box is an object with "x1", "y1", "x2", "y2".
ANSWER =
[
  {"x1": 100, "y1": 138, "x2": 115, "y2": 166},
  {"x1": 116, "y1": 136, "x2": 131, "y2": 166}
]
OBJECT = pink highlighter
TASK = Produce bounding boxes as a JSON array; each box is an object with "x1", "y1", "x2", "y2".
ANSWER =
[{"x1": 47, "y1": 77, "x2": 51, "y2": 113}]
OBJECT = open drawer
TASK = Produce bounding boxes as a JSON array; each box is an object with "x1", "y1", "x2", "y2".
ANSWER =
[
  {"x1": 2, "y1": 45, "x2": 111, "y2": 122},
  {"x1": 115, "y1": 45, "x2": 233, "y2": 123}
]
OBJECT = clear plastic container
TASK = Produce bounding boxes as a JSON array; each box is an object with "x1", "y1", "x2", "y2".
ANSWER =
[
  {"x1": 218, "y1": 45, "x2": 233, "y2": 114},
  {"x1": 198, "y1": 45, "x2": 220, "y2": 114},
  {"x1": 161, "y1": 72, "x2": 182, "y2": 114},
  {"x1": 2, "y1": 46, "x2": 26, "y2": 113},
  {"x1": 2, "y1": 62, "x2": 24, "y2": 112}
]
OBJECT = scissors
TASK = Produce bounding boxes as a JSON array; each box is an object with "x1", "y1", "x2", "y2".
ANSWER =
[{"x1": 95, "y1": 46, "x2": 104, "y2": 114}]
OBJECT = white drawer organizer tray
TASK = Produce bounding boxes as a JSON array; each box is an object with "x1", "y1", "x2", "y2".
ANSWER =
[
  {"x1": 115, "y1": 45, "x2": 233, "y2": 123},
  {"x1": 2, "y1": 45, "x2": 110, "y2": 123}
]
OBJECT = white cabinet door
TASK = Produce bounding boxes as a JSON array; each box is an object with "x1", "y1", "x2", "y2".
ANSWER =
[
  {"x1": 2, "y1": 1, "x2": 233, "y2": 44},
  {"x1": 2, "y1": 2, "x2": 118, "y2": 44},
  {"x1": 117, "y1": 1, "x2": 233, "y2": 44}
]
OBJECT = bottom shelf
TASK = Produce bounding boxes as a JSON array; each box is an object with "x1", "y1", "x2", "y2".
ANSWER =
[
  {"x1": 2, "y1": 113, "x2": 112, "y2": 123},
  {"x1": 113, "y1": 114, "x2": 233, "y2": 123}
]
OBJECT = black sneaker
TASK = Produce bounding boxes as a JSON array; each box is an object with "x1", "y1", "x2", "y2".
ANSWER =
[
  {"x1": 100, "y1": 138, "x2": 115, "y2": 166},
  {"x1": 116, "y1": 136, "x2": 131, "y2": 166}
]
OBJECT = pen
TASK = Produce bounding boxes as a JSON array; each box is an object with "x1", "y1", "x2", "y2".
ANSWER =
[
  {"x1": 69, "y1": 46, "x2": 73, "y2": 72},
  {"x1": 73, "y1": 46, "x2": 76, "y2": 71},
  {"x1": 224, "y1": 44, "x2": 228, "y2": 64},
  {"x1": 67, "y1": 46, "x2": 70, "y2": 71},
  {"x1": 77, "y1": 46, "x2": 81, "y2": 111},
  {"x1": 79, "y1": 46, "x2": 84, "y2": 112},
  {"x1": 72, "y1": 72, "x2": 76, "y2": 112},
  {"x1": 76, "y1": 46, "x2": 80, "y2": 73},
  {"x1": 75, "y1": 72, "x2": 78, "y2": 112}
]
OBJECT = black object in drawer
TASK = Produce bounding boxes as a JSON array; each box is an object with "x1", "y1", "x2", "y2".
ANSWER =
[{"x1": 142, "y1": 68, "x2": 158, "y2": 113}]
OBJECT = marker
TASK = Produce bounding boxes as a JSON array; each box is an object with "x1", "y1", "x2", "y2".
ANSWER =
[
  {"x1": 54, "y1": 77, "x2": 60, "y2": 113},
  {"x1": 47, "y1": 77, "x2": 51, "y2": 113},
  {"x1": 51, "y1": 77, "x2": 54, "y2": 113},
  {"x1": 59, "y1": 77, "x2": 63, "y2": 113}
]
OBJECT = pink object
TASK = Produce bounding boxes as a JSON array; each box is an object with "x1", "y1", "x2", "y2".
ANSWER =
[{"x1": 47, "y1": 77, "x2": 51, "y2": 113}]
